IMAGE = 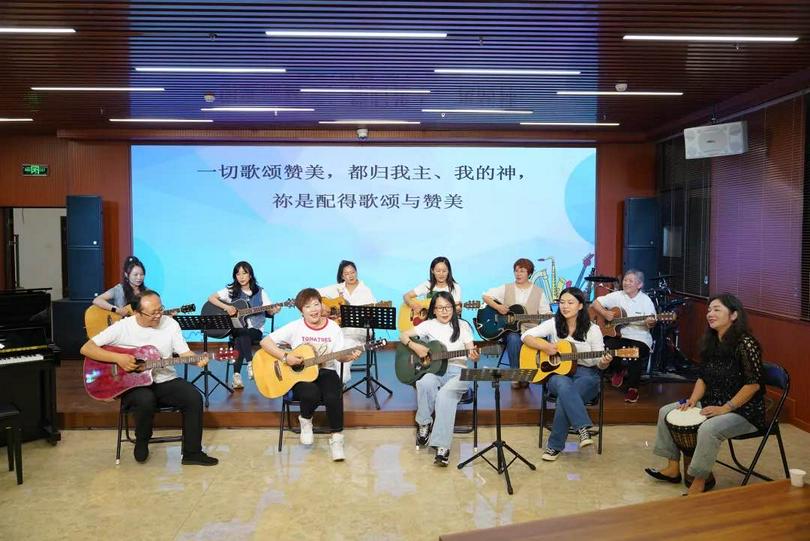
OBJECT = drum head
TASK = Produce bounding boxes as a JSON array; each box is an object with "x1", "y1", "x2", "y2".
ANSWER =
[{"x1": 666, "y1": 406, "x2": 706, "y2": 427}]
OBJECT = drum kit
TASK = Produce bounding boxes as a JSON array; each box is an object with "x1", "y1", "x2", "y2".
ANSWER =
[{"x1": 665, "y1": 406, "x2": 716, "y2": 488}]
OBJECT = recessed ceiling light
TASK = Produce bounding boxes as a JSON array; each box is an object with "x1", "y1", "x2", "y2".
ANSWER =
[
  {"x1": 110, "y1": 118, "x2": 213, "y2": 123},
  {"x1": 520, "y1": 122, "x2": 620, "y2": 127},
  {"x1": 135, "y1": 67, "x2": 286, "y2": 73},
  {"x1": 422, "y1": 108, "x2": 533, "y2": 114},
  {"x1": 301, "y1": 88, "x2": 430, "y2": 94},
  {"x1": 200, "y1": 106, "x2": 314, "y2": 112},
  {"x1": 624, "y1": 34, "x2": 798, "y2": 43},
  {"x1": 319, "y1": 120, "x2": 421, "y2": 125},
  {"x1": 0, "y1": 27, "x2": 75, "y2": 34},
  {"x1": 31, "y1": 86, "x2": 164, "y2": 92},
  {"x1": 266, "y1": 30, "x2": 446, "y2": 39},
  {"x1": 557, "y1": 91, "x2": 683, "y2": 96},
  {"x1": 435, "y1": 68, "x2": 580, "y2": 75},
  {"x1": 0, "y1": 118, "x2": 34, "y2": 122}
]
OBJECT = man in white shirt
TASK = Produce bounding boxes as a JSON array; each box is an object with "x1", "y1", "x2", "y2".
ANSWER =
[
  {"x1": 590, "y1": 270, "x2": 656, "y2": 403},
  {"x1": 80, "y1": 291, "x2": 218, "y2": 466}
]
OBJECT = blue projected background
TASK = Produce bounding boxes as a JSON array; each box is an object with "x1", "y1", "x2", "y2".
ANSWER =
[{"x1": 131, "y1": 145, "x2": 596, "y2": 339}]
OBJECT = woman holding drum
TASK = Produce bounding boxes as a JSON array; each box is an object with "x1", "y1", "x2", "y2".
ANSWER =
[{"x1": 645, "y1": 293, "x2": 765, "y2": 495}]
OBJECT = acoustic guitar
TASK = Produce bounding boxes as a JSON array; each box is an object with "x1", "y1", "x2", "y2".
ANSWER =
[
  {"x1": 321, "y1": 296, "x2": 393, "y2": 326},
  {"x1": 474, "y1": 302, "x2": 553, "y2": 340},
  {"x1": 83, "y1": 345, "x2": 236, "y2": 401},
  {"x1": 394, "y1": 338, "x2": 502, "y2": 385},
  {"x1": 397, "y1": 300, "x2": 482, "y2": 333},
  {"x1": 200, "y1": 298, "x2": 295, "y2": 339},
  {"x1": 84, "y1": 303, "x2": 195, "y2": 339},
  {"x1": 588, "y1": 306, "x2": 677, "y2": 338},
  {"x1": 252, "y1": 339, "x2": 387, "y2": 398},
  {"x1": 519, "y1": 340, "x2": 639, "y2": 383}
]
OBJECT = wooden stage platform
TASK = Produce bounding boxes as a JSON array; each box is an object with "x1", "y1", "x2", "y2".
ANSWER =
[{"x1": 58, "y1": 350, "x2": 692, "y2": 430}]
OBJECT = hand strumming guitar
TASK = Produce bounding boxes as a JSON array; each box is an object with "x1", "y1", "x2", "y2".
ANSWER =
[{"x1": 116, "y1": 353, "x2": 140, "y2": 372}]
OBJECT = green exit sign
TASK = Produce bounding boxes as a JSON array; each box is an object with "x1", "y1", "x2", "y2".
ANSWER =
[{"x1": 22, "y1": 164, "x2": 49, "y2": 176}]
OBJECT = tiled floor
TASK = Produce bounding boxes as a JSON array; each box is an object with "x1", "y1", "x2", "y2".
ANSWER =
[{"x1": 1, "y1": 424, "x2": 808, "y2": 540}]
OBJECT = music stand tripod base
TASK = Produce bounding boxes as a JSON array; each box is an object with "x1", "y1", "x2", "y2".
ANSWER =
[
  {"x1": 457, "y1": 367, "x2": 537, "y2": 495},
  {"x1": 340, "y1": 304, "x2": 395, "y2": 410},
  {"x1": 175, "y1": 314, "x2": 234, "y2": 408}
]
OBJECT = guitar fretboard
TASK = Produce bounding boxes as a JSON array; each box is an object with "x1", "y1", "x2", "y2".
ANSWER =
[
  {"x1": 507, "y1": 313, "x2": 553, "y2": 322},
  {"x1": 424, "y1": 346, "x2": 501, "y2": 361},
  {"x1": 141, "y1": 353, "x2": 208, "y2": 370},
  {"x1": 301, "y1": 344, "x2": 368, "y2": 368},
  {"x1": 554, "y1": 348, "x2": 630, "y2": 361},
  {"x1": 237, "y1": 303, "x2": 286, "y2": 317}
]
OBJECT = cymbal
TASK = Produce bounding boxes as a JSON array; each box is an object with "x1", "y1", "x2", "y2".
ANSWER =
[{"x1": 584, "y1": 275, "x2": 619, "y2": 282}]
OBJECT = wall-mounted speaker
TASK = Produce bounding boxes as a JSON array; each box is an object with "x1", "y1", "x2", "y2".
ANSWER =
[
  {"x1": 66, "y1": 195, "x2": 103, "y2": 300},
  {"x1": 684, "y1": 121, "x2": 748, "y2": 159}
]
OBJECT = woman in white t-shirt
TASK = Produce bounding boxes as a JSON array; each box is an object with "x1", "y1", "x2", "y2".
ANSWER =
[
  {"x1": 399, "y1": 291, "x2": 480, "y2": 467},
  {"x1": 403, "y1": 256, "x2": 462, "y2": 316},
  {"x1": 318, "y1": 259, "x2": 377, "y2": 346},
  {"x1": 259, "y1": 288, "x2": 362, "y2": 461},
  {"x1": 521, "y1": 287, "x2": 611, "y2": 462},
  {"x1": 92, "y1": 255, "x2": 146, "y2": 312},
  {"x1": 207, "y1": 261, "x2": 280, "y2": 389}
]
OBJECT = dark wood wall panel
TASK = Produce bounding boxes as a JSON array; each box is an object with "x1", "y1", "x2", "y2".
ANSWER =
[
  {"x1": 595, "y1": 142, "x2": 657, "y2": 277},
  {"x1": 0, "y1": 136, "x2": 70, "y2": 206}
]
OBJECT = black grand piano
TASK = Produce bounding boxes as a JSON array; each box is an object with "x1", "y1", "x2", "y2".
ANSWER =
[{"x1": 0, "y1": 289, "x2": 61, "y2": 445}]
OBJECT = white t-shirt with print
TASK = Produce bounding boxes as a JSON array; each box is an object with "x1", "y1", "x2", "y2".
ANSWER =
[
  {"x1": 521, "y1": 319, "x2": 605, "y2": 368},
  {"x1": 410, "y1": 280, "x2": 462, "y2": 304},
  {"x1": 412, "y1": 318, "x2": 474, "y2": 367},
  {"x1": 596, "y1": 290, "x2": 656, "y2": 347},
  {"x1": 91, "y1": 316, "x2": 190, "y2": 384},
  {"x1": 269, "y1": 318, "x2": 353, "y2": 382}
]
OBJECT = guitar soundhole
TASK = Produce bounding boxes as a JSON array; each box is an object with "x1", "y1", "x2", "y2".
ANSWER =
[{"x1": 291, "y1": 364, "x2": 305, "y2": 373}]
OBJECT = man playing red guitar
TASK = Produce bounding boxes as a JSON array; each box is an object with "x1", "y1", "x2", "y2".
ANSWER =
[{"x1": 80, "y1": 290, "x2": 218, "y2": 466}]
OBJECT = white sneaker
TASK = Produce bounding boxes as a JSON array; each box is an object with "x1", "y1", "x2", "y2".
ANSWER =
[
  {"x1": 232, "y1": 372, "x2": 244, "y2": 389},
  {"x1": 299, "y1": 416, "x2": 314, "y2": 445},
  {"x1": 246, "y1": 362, "x2": 254, "y2": 380},
  {"x1": 329, "y1": 433, "x2": 345, "y2": 461}
]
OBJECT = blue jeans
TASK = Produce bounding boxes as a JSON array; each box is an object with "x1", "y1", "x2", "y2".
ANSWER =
[
  {"x1": 546, "y1": 366, "x2": 601, "y2": 451},
  {"x1": 415, "y1": 364, "x2": 469, "y2": 449},
  {"x1": 654, "y1": 401, "x2": 757, "y2": 479},
  {"x1": 504, "y1": 331, "x2": 522, "y2": 369}
]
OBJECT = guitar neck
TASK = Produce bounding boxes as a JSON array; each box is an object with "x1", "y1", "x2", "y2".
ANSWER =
[
  {"x1": 142, "y1": 353, "x2": 208, "y2": 371},
  {"x1": 512, "y1": 313, "x2": 552, "y2": 322},
  {"x1": 612, "y1": 314, "x2": 655, "y2": 325},
  {"x1": 302, "y1": 344, "x2": 366, "y2": 368},
  {"x1": 430, "y1": 346, "x2": 499, "y2": 361},
  {"x1": 556, "y1": 348, "x2": 626, "y2": 361},
  {"x1": 237, "y1": 303, "x2": 281, "y2": 317}
]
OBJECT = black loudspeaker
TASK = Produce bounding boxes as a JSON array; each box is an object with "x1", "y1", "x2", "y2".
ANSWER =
[
  {"x1": 623, "y1": 197, "x2": 660, "y2": 282},
  {"x1": 52, "y1": 298, "x2": 92, "y2": 356},
  {"x1": 66, "y1": 195, "x2": 104, "y2": 300}
]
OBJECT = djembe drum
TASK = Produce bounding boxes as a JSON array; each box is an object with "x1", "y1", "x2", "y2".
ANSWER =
[{"x1": 665, "y1": 407, "x2": 715, "y2": 487}]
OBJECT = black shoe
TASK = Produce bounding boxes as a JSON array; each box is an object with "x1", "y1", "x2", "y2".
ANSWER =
[
  {"x1": 181, "y1": 452, "x2": 219, "y2": 466},
  {"x1": 134, "y1": 440, "x2": 149, "y2": 463},
  {"x1": 434, "y1": 447, "x2": 450, "y2": 467},
  {"x1": 684, "y1": 474, "x2": 716, "y2": 491},
  {"x1": 416, "y1": 423, "x2": 432, "y2": 448},
  {"x1": 644, "y1": 467, "x2": 682, "y2": 484}
]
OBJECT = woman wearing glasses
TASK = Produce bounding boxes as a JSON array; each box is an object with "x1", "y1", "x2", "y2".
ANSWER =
[{"x1": 399, "y1": 291, "x2": 480, "y2": 467}]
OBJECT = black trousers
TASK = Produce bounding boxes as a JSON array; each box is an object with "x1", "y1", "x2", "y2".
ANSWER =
[
  {"x1": 121, "y1": 378, "x2": 204, "y2": 454},
  {"x1": 604, "y1": 336, "x2": 651, "y2": 389},
  {"x1": 292, "y1": 369, "x2": 343, "y2": 432},
  {"x1": 232, "y1": 327, "x2": 262, "y2": 373}
]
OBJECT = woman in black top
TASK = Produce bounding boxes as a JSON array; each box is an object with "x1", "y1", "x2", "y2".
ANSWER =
[{"x1": 645, "y1": 293, "x2": 764, "y2": 495}]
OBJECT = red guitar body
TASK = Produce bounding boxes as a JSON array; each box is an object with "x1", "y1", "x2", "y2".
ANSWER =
[{"x1": 83, "y1": 344, "x2": 163, "y2": 401}]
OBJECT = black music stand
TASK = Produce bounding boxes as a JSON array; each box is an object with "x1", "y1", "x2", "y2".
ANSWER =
[
  {"x1": 457, "y1": 367, "x2": 537, "y2": 495},
  {"x1": 175, "y1": 314, "x2": 233, "y2": 408},
  {"x1": 340, "y1": 304, "x2": 395, "y2": 410}
]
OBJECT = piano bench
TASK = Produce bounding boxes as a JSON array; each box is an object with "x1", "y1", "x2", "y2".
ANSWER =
[
  {"x1": 0, "y1": 403, "x2": 23, "y2": 485},
  {"x1": 115, "y1": 403, "x2": 183, "y2": 465}
]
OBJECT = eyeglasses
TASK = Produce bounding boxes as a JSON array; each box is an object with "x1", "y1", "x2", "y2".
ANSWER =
[
  {"x1": 139, "y1": 307, "x2": 164, "y2": 318},
  {"x1": 434, "y1": 305, "x2": 454, "y2": 313}
]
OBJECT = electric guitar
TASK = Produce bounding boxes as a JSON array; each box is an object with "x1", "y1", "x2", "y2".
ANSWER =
[
  {"x1": 573, "y1": 252, "x2": 596, "y2": 290},
  {"x1": 519, "y1": 340, "x2": 639, "y2": 383},
  {"x1": 394, "y1": 338, "x2": 502, "y2": 385},
  {"x1": 474, "y1": 302, "x2": 553, "y2": 340},
  {"x1": 200, "y1": 298, "x2": 295, "y2": 339},
  {"x1": 252, "y1": 339, "x2": 387, "y2": 398},
  {"x1": 588, "y1": 306, "x2": 677, "y2": 338},
  {"x1": 321, "y1": 296, "x2": 393, "y2": 326},
  {"x1": 84, "y1": 303, "x2": 195, "y2": 339},
  {"x1": 397, "y1": 300, "x2": 482, "y2": 333},
  {"x1": 83, "y1": 345, "x2": 236, "y2": 401}
]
